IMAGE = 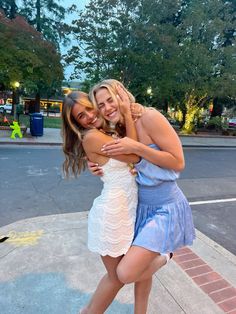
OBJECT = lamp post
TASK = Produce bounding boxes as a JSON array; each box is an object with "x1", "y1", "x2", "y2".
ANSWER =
[{"x1": 12, "y1": 81, "x2": 20, "y2": 120}]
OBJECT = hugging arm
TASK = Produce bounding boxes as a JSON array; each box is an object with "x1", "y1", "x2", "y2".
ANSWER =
[
  {"x1": 102, "y1": 110, "x2": 185, "y2": 172},
  {"x1": 83, "y1": 129, "x2": 140, "y2": 165},
  {"x1": 87, "y1": 160, "x2": 104, "y2": 176}
]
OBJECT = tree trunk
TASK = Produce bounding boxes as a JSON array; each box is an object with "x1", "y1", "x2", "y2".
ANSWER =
[
  {"x1": 9, "y1": 0, "x2": 17, "y2": 19},
  {"x1": 180, "y1": 107, "x2": 187, "y2": 128},
  {"x1": 36, "y1": 0, "x2": 41, "y2": 32},
  {"x1": 211, "y1": 97, "x2": 223, "y2": 118},
  {"x1": 11, "y1": 88, "x2": 19, "y2": 119},
  {"x1": 163, "y1": 99, "x2": 168, "y2": 113}
]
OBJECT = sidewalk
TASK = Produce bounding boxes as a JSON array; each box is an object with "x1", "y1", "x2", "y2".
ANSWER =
[
  {"x1": 0, "y1": 129, "x2": 236, "y2": 313},
  {"x1": 0, "y1": 127, "x2": 236, "y2": 147},
  {"x1": 0, "y1": 128, "x2": 62, "y2": 146},
  {"x1": 0, "y1": 212, "x2": 236, "y2": 314}
]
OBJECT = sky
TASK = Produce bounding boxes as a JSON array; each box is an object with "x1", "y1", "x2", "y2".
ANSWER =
[
  {"x1": 17, "y1": 0, "x2": 90, "y2": 80},
  {"x1": 62, "y1": 0, "x2": 89, "y2": 80}
]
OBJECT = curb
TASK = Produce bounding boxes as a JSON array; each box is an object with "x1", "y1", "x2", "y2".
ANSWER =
[
  {"x1": 0, "y1": 141, "x2": 62, "y2": 146},
  {"x1": 179, "y1": 134, "x2": 236, "y2": 139},
  {"x1": 0, "y1": 142, "x2": 236, "y2": 148},
  {"x1": 182, "y1": 145, "x2": 236, "y2": 148}
]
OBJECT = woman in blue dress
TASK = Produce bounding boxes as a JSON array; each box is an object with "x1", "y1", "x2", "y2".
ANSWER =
[{"x1": 87, "y1": 79, "x2": 195, "y2": 313}]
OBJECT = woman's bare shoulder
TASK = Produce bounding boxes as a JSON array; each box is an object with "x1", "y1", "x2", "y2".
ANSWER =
[
  {"x1": 83, "y1": 128, "x2": 102, "y2": 141},
  {"x1": 140, "y1": 107, "x2": 166, "y2": 124},
  {"x1": 83, "y1": 128, "x2": 114, "y2": 148}
]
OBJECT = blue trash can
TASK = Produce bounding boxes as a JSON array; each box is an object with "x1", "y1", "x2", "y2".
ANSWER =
[{"x1": 30, "y1": 113, "x2": 44, "y2": 136}]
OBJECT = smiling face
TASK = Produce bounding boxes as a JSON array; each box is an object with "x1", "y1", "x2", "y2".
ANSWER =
[
  {"x1": 71, "y1": 102, "x2": 103, "y2": 129},
  {"x1": 95, "y1": 87, "x2": 122, "y2": 124}
]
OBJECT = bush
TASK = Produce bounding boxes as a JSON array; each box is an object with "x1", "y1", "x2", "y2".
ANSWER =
[{"x1": 206, "y1": 117, "x2": 225, "y2": 131}]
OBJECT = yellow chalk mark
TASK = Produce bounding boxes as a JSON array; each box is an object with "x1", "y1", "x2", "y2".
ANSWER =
[{"x1": 2, "y1": 230, "x2": 44, "y2": 247}]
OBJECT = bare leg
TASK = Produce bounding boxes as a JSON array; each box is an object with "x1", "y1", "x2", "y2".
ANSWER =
[
  {"x1": 81, "y1": 255, "x2": 124, "y2": 314},
  {"x1": 134, "y1": 277, "x2": 152, "y2": 314},
  {"x1": 133, "y1": 253, "x2": 172, "y2": 313},
  {"x1": 117, "y1": 246, "x2": 164, "y2": 284},
  {"x1": 116, "y1": 248, "x2": 167, "y2": 314},
  {"x1": 137, "y1": 254, "x2": 168, "y2": 282}
]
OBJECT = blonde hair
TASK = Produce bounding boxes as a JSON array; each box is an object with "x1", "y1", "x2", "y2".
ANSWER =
[
  {"x1": 61, "y1": 91, "x2": 95, "y2": 177},
  {"x1": 89, "y1": 79, "x2": 135, "y2": 110},
  {"x1": 89, "y1": 79, "x2": 136, "y2": 137}
]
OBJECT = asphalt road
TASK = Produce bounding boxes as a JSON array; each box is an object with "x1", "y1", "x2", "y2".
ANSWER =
[{"x1": 0, "y1": 146, "x2": 235, "y2": 254}]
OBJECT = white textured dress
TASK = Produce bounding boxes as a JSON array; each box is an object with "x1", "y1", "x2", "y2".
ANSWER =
[{"x1": 88, "y1": 158, "x2": 138, "y2": 257}]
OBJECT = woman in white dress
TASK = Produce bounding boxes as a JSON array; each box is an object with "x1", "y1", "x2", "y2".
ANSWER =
[{"x1": 61, "y1": 90, "x2": 141, "y2": 313}]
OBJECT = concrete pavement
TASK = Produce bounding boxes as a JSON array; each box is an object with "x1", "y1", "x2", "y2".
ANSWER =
[
  {"x1": 0, "y1": 212, "x2": 236, "y2": 314},
  {"x1": 0, "y1": 128, "x2": 62, "y2": 146},
  {"x1": 0, "y1": 128, "x2": 236, "y2": 313}
]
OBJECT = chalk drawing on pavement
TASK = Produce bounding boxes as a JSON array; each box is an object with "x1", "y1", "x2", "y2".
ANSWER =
[{"x1": 1, "y1": 230, "x2": 44, "y2": 246}]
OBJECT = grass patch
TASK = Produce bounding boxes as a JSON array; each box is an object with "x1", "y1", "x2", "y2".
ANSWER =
[
  {"x1": 18, "y1": 114, "x2": 62, "y2": 129},
  {"x1": 1, "y1": 113, "x2": 62, "y2": 128}
]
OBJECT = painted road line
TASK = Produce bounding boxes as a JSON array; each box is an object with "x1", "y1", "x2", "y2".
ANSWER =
[{"x1": 189, "y1": 198, "x2": 236, "y2": 206}]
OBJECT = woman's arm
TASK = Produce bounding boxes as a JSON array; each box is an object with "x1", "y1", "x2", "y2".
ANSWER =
[
  {"x1": 101, "y1": 110, "x2": 184, "y2": 172},
  {"x1": 116, "y1": 85, "x2": 137, "y2": 140},
  {"x1": 138, "y1": 110, "x2": 185, "y2": 171},
  {"x1": 83, "y1": 129, "x2": 140, "y2": 165},
  {"x1": 87, "y1": 160, "x2": 104, "y2": 176}
]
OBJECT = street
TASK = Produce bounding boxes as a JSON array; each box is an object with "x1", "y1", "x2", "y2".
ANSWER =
[{"x1": 0, "y1": 146, "x2": 236, "y2": 254}]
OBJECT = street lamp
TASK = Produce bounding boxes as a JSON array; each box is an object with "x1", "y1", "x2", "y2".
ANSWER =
[
  {"x1": 13, "y1": 81, "x2": 20, "y2": 89},
  {"x1": 62, "y1": 87, "x2": 72, "y2": 95},
  {"x1": 12, "y1": 81, "x2": 20, "y2": 120}
]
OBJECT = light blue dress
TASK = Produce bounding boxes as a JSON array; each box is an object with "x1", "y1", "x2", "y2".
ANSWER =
[{"x1": 132, "y1": 144, "x2": 196, "y2": 254}]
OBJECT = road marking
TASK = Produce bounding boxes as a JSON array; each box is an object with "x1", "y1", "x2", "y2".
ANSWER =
[
  {"x1": 26, "y1": 166, "x2": 49, "y2": 176},
  {"x1": 189, "y1": 198, "x2": 236, "y2": 205}
]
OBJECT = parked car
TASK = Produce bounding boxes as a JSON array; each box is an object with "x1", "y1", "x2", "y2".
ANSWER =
[
  {"x1": 228, "y1": 118, "x2": 236, "y2": 129},
  {"x1": 0, "y1": 103, "x2": 12, "y2": 113}
]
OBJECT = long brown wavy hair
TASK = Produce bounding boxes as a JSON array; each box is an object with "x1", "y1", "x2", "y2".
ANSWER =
[{"x1": 61, "y1": 91, "x2": 100, "y2": 177}]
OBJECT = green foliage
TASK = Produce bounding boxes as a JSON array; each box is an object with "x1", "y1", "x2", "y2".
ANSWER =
[
  {"x1": 0, "y1": 0, "x2": 74, "y2": 49},
  {"x1": 66, "y1": 0, "x2": 236, "y2": 117},
  {"x1": 207, "y1": 116, "x2": 224, "y2": 131},
  {"x1": 0, "y1": 13, "x2": 63, "y2": 99},
  {"x1": 180, "y1": 93, "x2": 208, "y2": 134},
  {"x1": 0, "y1": 0, "x2": 17, "y2": 18},
  {"x1": 16, "y1": 0, "x2": 72, "y2": 48}
]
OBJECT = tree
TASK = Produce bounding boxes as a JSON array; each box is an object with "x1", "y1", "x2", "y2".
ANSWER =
[
  {"x1": 0, "y1": 11, "x2": 63, "y2": 112},
  {"x1": 0, "y1": 0, "x2": 17, "y2": 18},
  {"x1": 66, "y1": 0, "x2": 118, "y2": 84},
  {"x1": 19, "y1": 0, "x2": 72, "y2": 48},
  {"x1": 175, "y1": 0, "x2": 236, "y2": 129},
  {"x1": 67, "y1": 0, "x2": 235, "y2": 128}
]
